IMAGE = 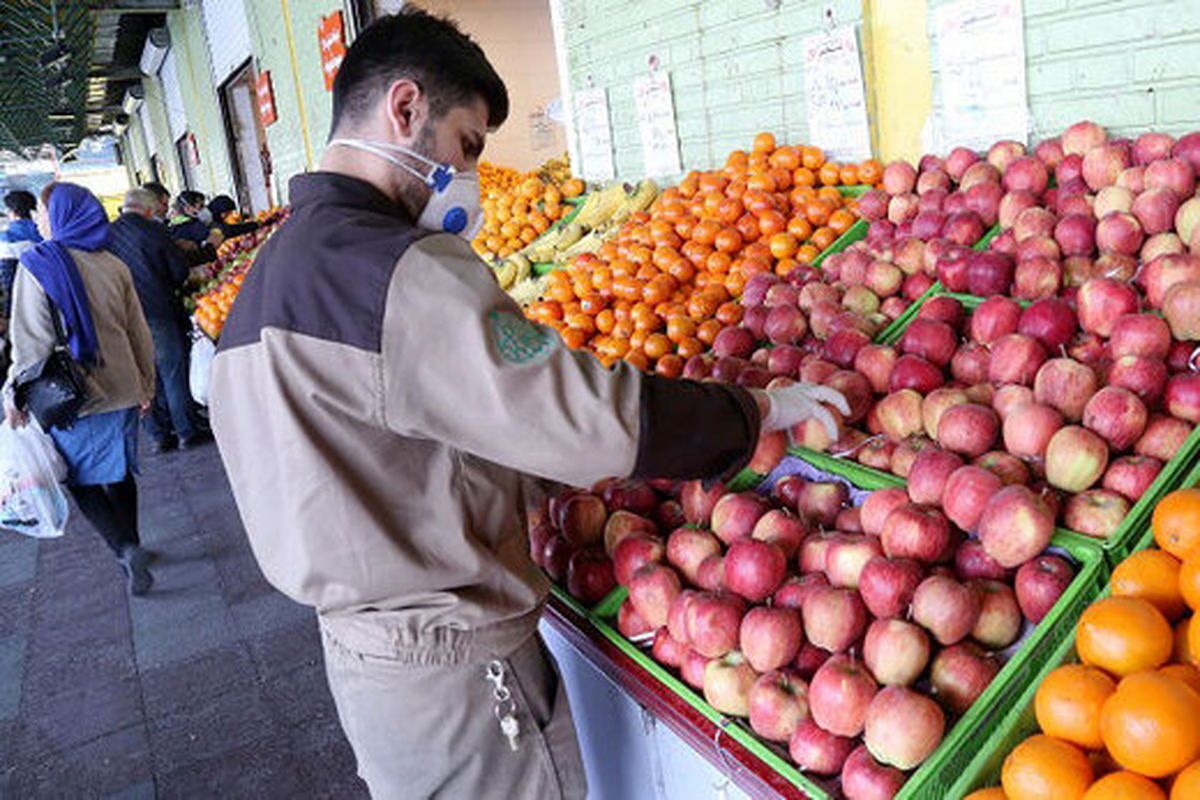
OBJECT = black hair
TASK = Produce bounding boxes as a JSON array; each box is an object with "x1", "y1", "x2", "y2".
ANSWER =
[
  {"x1": 176, "y1": 190, "x2": 206, "y2": 210},
  {"x1": 208, "y1": 195, "x2": 237, "y2": 217},
  {"x1": 3, "y1": 190, "x2": 36, "y2": 219},
  {"x1": 329, "y1": 7, "x2": 508, "y2": 137},
  {"x1": 142, "y1": 181, "x2": 169, "y2": 200}
]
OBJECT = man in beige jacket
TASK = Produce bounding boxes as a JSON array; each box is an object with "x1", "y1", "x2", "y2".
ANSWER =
[{"x1": 210, "y1": 9, "x2": 844, "y2": 799}]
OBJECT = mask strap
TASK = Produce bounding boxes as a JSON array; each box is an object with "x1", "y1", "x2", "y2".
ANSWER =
[{"x1": 329, "y1": 138, "x2": 454, "y2": 191}]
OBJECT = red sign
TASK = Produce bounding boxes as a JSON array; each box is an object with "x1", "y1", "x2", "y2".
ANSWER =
[
  {"x1": 318, "y1": 11, "x2": 347, "y2": 91},
  {"x1": 256, "y1": 70, "x2": 278, "y2": 126},
  {"x1": 186, "y1": 133, "x2": 201, "y2": 167}
]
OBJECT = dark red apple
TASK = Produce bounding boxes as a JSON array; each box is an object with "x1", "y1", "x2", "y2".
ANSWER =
[
  {"x1": 1015, "y1": 555, "x2": 1074, "y2": 623},
  {"x1": 943, "y1": 465, "x2": 1004, "y2": 533},
  {"x1": 859, "y1": 556, "x2": 925, "y2": 620},
  {"x1": 725, "y1": 538, "x2": 788, "y2": 603},
  {"x1": 1003, "y1": 402, "x2": 1064, "y2": 459},
  {"x1": 789, "y1": 718, "x2": 856, "y2": 776},
  {"x1": 955, "y1": 539, "x2": 1011, "y2": 582},
  {"x1": 988, "y1": 334, "x2": 1048, "y2": 386},
  {"x1": 802, "y1": 586, "x2": 869, "y2": 653},
  {"x1": 566, "y1": 548, "x2": 617, "y2": 604},
  {"x1": 908, "y1": 449, "x2": 965, "y2": 506},
  {"x1": 970, "y1": 296, "x2": 1022, "y2": 345},
  {"x1": 1103, "y1": 455, "x2": 1164, "y2": 503},
  {"x1": 911, "y1": 574, "x2": 981, "y2": 646},
  {"x1": 930, "y1": 642, "x2": 1000, "y2": 715},
  {"x1": 810, "y1": 654, "x2": 879, "y2": 738}
]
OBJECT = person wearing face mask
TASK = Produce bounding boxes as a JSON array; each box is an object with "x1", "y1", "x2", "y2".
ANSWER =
[
  {"x1": 208, "y1": 9, "x2": 845, "y2": 799},
  {"x1": 2, "y1": 190, "x2": 43, "y2": 316}
]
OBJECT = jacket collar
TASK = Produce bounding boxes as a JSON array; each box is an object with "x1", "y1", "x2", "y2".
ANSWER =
[{"x1": 288, "y1": 172, "x2": 416, "y2": 223}]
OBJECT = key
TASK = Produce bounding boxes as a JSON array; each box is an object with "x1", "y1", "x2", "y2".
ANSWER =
[{"x1": 500, "y1": 713, "x2": 520, "y2": 751}]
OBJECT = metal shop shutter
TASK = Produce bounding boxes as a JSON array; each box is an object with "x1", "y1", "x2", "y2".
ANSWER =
[
  {"x1": 160, "y1": 49, "x2": 187, "y2": 141},
  {"x1": 200, "y1": 0, "x2": 252, "y2": 85},
  {"x1": 139, "y1": 105, "x2": 158, "y2": 158}
]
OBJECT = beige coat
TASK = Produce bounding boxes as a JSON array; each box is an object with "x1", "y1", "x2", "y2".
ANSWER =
[{"x1": 3, "y1": 248, "x2": 156, "y2": 417}]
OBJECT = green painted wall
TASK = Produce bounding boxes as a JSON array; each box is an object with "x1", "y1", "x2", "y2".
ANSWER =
[{"x1": 140, "y1": 76, "x2": 183, "y2": 192}]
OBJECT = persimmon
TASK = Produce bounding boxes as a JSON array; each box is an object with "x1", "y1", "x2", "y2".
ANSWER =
[
  {"x1": 1002, "y1": 734, "x2": 1093, "y2": 800},
  {"x1": 706, "y1": 251, "x2": 733, "y2": 275},
  {"x1": 817, "y1": 186, "x2": 844, "y2": 204},
  {"x1": 770, "y1": 146, "x2": 800, "y2": 171},
  {"x1": 1180, "y1": 556, "x2": 1200, "y2": 613},
  {"x1": 1189, "y1": 615, "x2": 1200, "y2": 667},
  {"x1": 746, "y1": 172, "x2": 778, "y2": 193},
  {"x1": 859, "y1": 159, "x2": 883, "y2": 184},
  {"x1": 715, "y1": 302, "x2": 744, "y2": 326},
  {"x1": 726, "y1": 149, "x2": 749, "y2": 170},
  {"x1": 792, "y1": 167, "x2": 817, "y2": 188},
  {"x1": 839, "y1": 164, "x2": 860, "y2": 185},
  {"x1": 655, "y1": 354, "x2": 684, "y2": 378},
  {"x1": 1077, "y1": 597, "x2": 1173, "y2": 677},
  {"x1": 714, "y1": 227, "x2": 744, "y2": 254},
  {"x1": 818, "y1": 162, "x2": 842, "y2": 186},
  {"x1": 805, "y1": 199, "x2": 835, "y2": 226},
  {"x1": 716, "y1": 197, "x2": 744, "y2": 224},
  {"x1": 1111, "y1": 549, "x2": 1186, "y2": 621},
  {"x1": 752, "y1": 132, "x2": 776, "y2": 153},
  {"x1": 775, "y1": 257, "x2": 800, "y2": 276},
  {"x1": 736, "y1": 213, "x2": 762, "y2": 243},
  {"x1": 624, "y1": 350, "x2": 650, "y2": 371},
  {"x1": 1155, "y1": 489, "x2": 1200, "y2": 560},
  {"x1": 1035, "y1": 664, "x2": 1116, "y2": 750},
  {"x1": 829, "y1": 208, "x2": 857, "y2": 235},
  {"x1": 758, "y1": 210, "x2": 788, "y2": 237},
  {"x1": 811, "y1": 227, "x2": 838, "y2": 251},
  {"x1": 1172, "y1": 762, "x2": 1200, "y2": 799},
  {"x1": 697, "y1": 319, "x2": 722, "y2": 345},
  {"x1": 787, "y1": 216, "x2": 814, "y2": 240},
  {"x1": 561, "y1": 327, "x2": 588, "y2": 349},
  {"x1": 801, "y1": 146, "x2": 825, "y2": 170},
  {"x1": 769, "y1": 232, "x2": 799, "y2": 260},
  {"x1": 665, "y1": 315, "x2": 696, "y2": 344},
  {"x1": 691, "y1": 219, "x2": 721, "y2": 246},
  {"x1": 594, "y1": 309, "x2": 616, "y2": 335},
  {"x1": 1100, "y1": 671, "x2": 1200, "y2": 777},
  {"x1": 677, "y1": 337, "x2": 704, "y2": 359},
  {"x1": 796, "y1": 243, "x2": 820, "y2": 264},
  {"x1": 1082, "y1": 771, "x2": 1166, "y2": 800}
]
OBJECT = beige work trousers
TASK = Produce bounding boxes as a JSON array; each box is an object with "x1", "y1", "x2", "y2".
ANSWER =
[{"x1": 321, "y1": 625, "x2": 588, "y2": 800}]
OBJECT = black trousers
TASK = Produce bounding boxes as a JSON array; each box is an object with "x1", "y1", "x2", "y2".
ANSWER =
[{"x1": 68, "y1": 473, "x2": 140, "y2": 556}]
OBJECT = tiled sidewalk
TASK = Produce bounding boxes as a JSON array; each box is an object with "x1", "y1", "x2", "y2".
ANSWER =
[{"x1": 0, "y1": 441, "x2": 365, "y2": 799}]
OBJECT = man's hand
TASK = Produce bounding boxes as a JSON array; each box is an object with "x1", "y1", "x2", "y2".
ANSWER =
[
  {"x1": 206, "y1": 229, "x2": 225, "y2": 248},
  {"x1": 138, "y1": 400, "x2": 153, "y2": 417},
  {"x1": 756, "y1": 383, "x2": 850, "y2": 441}
]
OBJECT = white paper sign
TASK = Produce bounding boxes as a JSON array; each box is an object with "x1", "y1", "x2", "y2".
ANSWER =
[
  {"x1": 802, "y1": 25, "x2": 872, "y2": 162},
  {"x1": 573, "y1": 87, "x2": 615, "y2": 181},
  {"x1": 933, "y1": 0, "x2": 1029, "y2": 153},
  {"x1": 633, "y1": 71, "x2": 682, "y2": 177}
]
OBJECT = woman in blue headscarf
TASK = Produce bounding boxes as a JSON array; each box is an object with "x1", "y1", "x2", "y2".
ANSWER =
[{"x1": 3, "y1": 183, "x2": 157, "y2": 595}]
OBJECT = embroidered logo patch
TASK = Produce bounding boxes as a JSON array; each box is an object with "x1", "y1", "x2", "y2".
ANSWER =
[{"x1": 489, "y1": 310, "x2": 557, "y2": 365}]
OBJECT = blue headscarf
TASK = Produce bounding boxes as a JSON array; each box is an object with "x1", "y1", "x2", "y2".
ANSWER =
[{"x1": 18, "y1": 183, "x2": 108, "y2": 365}]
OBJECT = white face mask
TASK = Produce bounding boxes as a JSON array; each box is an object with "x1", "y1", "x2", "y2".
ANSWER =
[
  {"x1": 196, "y1": 207, "x2": 214, "y2": 225},
  {"x1": 328, "y1": 137, "x2": 483, "y2": 239}
]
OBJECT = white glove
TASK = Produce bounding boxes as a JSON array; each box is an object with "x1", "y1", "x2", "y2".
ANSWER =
[{"x1": 758, "y1": 383, "x2": 850, "y2": 441}]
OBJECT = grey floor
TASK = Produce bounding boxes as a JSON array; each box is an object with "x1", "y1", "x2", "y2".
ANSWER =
[{"x1": 0, "y1": 439, "x2": 366, "y2": 799}]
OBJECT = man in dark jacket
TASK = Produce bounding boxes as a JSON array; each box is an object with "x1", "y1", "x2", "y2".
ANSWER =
[{"x1": 108, "y1": 188, "x2": 208, "y2": 451}]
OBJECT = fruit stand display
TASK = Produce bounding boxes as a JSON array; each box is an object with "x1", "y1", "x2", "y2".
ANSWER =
[
  {"x1": 472, "y1": 153, "x2": 584, "y2": 263},
  {"x1": 189, "y1": 209, "x2": 290, "y2": 340},
  {"x1": 953, "y1": 473, "x2": 1200, "y2": 799}
]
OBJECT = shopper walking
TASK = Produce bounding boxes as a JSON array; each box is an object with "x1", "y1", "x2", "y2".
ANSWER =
[
  {"x1": 210, "y1": 9, "x2": 845, "y2": 799},
  {"x1": 3, "y1": 183, "x2": 157, "y2": 596},
  {"x1": 2, "y1": 190, "x2": 43, "y2": 311},
  {"x1": 109, "y1": 187, "x2": 208, "y2": 452}
]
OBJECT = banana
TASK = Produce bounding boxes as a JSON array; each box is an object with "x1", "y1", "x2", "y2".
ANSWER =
[
  {"x1": 555, "y1": 221, "x2": 585, "y2": 251},
  {"x1": 493, "y1": 260, "x2": 517, "y2": 290},
  {"x1": 510, "y1": 253, "x2": 532, "y2": 283},
  {"x1": 629, "y1": 179, "x2": 659, "y2": 212},
  {"x1": 574, "y1": 182, "x2": 627, "y2": 229}
]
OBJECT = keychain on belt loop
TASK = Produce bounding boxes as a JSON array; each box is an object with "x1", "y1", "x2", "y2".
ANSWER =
[{"x1": 486, "y1": 660, "x2": 521, "y2": 752}]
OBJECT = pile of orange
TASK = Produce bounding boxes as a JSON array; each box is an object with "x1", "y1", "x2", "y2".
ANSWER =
[
  {"x1": 524, "y1": 133, "x2": 877, "y2": 373},
  {"x1": 192, "y1": 214, "x2": 288, "y2": 339},
  {"x1": 966, "y1": 487, "x2": 1200, "y2": 800},
  {"x1": 473, "y1": 164, "x2": 585, "y2": 261}
]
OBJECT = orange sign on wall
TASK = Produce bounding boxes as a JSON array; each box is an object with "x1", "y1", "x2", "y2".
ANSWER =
[
  {"x1": 318, "y1": 11, "x2": 347, "y2": 91},
  {"x1": 256, "y1": 70, "x2": 278, "y2": 126}
]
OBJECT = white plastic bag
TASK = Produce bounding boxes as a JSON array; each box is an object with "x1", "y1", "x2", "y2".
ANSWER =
[
  {"x1": 0, "y1": 420, "x2": 69, "y2": 538},
  {"x1": 190, "y1": 331, "x2": 216, "y2": 406}
]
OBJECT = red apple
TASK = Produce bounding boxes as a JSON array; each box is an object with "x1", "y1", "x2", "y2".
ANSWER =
[
  {"x1": 912, "y1": 574, "x2": 982, "y2": 646},
  {"x1": 975, "y1": 450, "x2": 1033, "y2": 486},
  {"x1": 773, "y1": 475, "x2": 807, "y2": 512},
  {"x1": 992, "y1": 384, "x2": 1034, "y2": 420},
  {"x1": 740, "y1": 606, "x2": 804, "y2": 673},
  {"x1": 559, "y1": 493, "x2": 608, "y2": 547},
  {"x1": 655, "y1": 500, "x2": 685, "y2": 532},
  {"x1": 962, "y1": 162, "x2": 1001, "y2": 191},
  {"x1": 1083, "y1": 144, "x2": 1130, "y2": 191},
  {"x1": 751, "y1": 509, "x2": 808, "y2": 560},
  {"x1": 880, "y1": 503, "x2": 952, "y2": 563},
  {"x1": 666, "y1": 527, "x2": 722, "y2": 584},
  {"x1": 966, "y1": 251, "x2": 1015, "y2": 295},
  {"x1": 943, "y1": 465, "x2": 1004, "y2": 532},
  {"x1": 864, "y1": 687, "x2": 945, "y2": 771},
  {"x1": 863, "y1": 619, "x2": 930, "y2": 687},
  {"x1": 748, "y1": 670, "x2": 810, "y2": 743},
  {"x1": 613, "y1": 534, "x2": 666, "y2": 586},
  {"x1": 802, "y1": 586, "x2": 869, "y2": 653},
  {"x1": 1145, "y1": 155, "x2": 1197, "y2": 196},
  {"x1": 901, "y1": 318, "x2": 958, "y2": 368},
  {"x1": 1016, "y1": 554, "x2": 1074, "y2": 623},
  {"x1": 1094, "y1": 185, "x2": 1134, "y2": 218},
  {"x1": 1083, "y1": 386, "x2": 1148, "y2": 451},
  {"x1": 628, "y1": 562, "x2": 682, "y2": 628},
  {"x1": 711, "y1": 492, "x2": 769, "y2": 545},
  {"x1": 921, "y1": 387, "x2": 969, "y2": 441},
  {"x1": 1134, "y1": 132, "x2": 1176, "y2": 165},
  {"x1": 617, "y1": 598, "x2": 655, "y2": 638},
  {"x1": 1003, "y1": 402, "x2": 1064, "y2": 459},
  {"x1": 952, "y1": 342, "x2": 992, "y2": 385},
  {"x1": 810, "y1": 654, "x2": 879, "y2": 737},
  {"x1": 703, "y1": 650, "x2": 759, "y2": 716},
  {"x1": 1014, "y1": 256, "x2": 1064, "y2": 301},
  {"x1": 919, "y1": 295, "x2": 966, "y2": 329},
  {"x1": 854, "y1": 344, "x2": 899, "y2": 395},
  {"x1": 687, "y1": 592, "x2": 748, "y2": 659},
  {"x1": 970, "y1": 579, "x2": 1022, "y2": 649},
  {"x1": 799, "y1": 531, "x2": 847, "y2": 575},
  {"x1": 837, "y1": 507, "x2": 863, "y2": 533},
  {"x1": 876, "y1": 390, "x2": 925, "y2": 440},
  {"x1": 842, "y1": 745, "x2": 908, "y2": 800},
  {"x1": 667, "y1": 590, "x2": 698, "y2": 643},
  {"x1": 988, "y1": 334, "x2": 1048, "y2": 387},
  {"x1": 1055, "y1": 213, "x2": 1096, "y2": 257},
  {"x1": 930, "y1": 642, "x2": 1000, "y2": 714},
  {"x1": 774, "y1": 572, "x2": 829, "y2": 611},
  {"x1": 955, "y1": 539, "x2": 1011, "y2": 581},
  {"x1": 725, "y1": 539, "x2": 787, "y2": 603},
  {"x1": 566, "y1": 548, "x2": 616, "y2": 604},
  {"x1": 1103, "y1": 455, "x2": 1163, "y2": 503},
  {"x1": 1015, "y1": 206, "x2": 1058, "y2": 241},
  {"x1": 695, "y1": 554, "x2": 726, "y2": 591},
  {"x1": 680, "y1": 647, "x2": 710, "y2": 689},
  {"x1": 857, "y1": 438, "x2": 898, "y2": 472},
  {"x1": 1077, "y1": 277, "x2": 1141, "y2": 337},
  {"x1": 1108, "y1": 355, "x2": 1168, "y2": 407},
  {"x1": 797, "y1": 481, "x2": 850, "y2": 528},
  {"x1": 1143, "y1": 252, "x2": 1200, "y2": 309},
  {"x1": 652, "y1": 627, "x2": 687, "y2": 667},
  {"x1": 858, "y1": 556, "x2": 924, "y2": 619},
  {"x1": 937, "y1": 403, "x2": 1001, "y2": 458},
  {"x1": 969, "y1": 297, "x2": 1021, "y2": 346},
  {"x1": 789, "y1": 718, "x2": 856, "y2": 776},
  {"x1": 860, "y1": 487, "x2": 912, "y2": 537},
  {"x1": 1063, "y1": 488, "x2": 1130, "y2": 539},
  {"x1": 977, "y1": 485, "x2": 1056, "y2": 568},
  {"x1": 542, "y1": 535, "x2": 576, "y2": 582},
  {"x1": 1018, "y1": 298, "x2": 1078, "y2": 351},
  {"x1": 1164, "y1": 281, "x2": 1200, "y2": 342},
  {"x1": 908, "y1": 449, "x2": 966, "y2": 505},
  {"x1": 826, "y1": 535, "x2": 885, "y2": 589},
  {"x1": 1063, "y1": 120, "x2": 1108, "y2": 156},
  {"x1": 883, "y1": 160, "x2": 917, "y2": 195},
  {"x1": 681, "y1": 479, "x2": 725, "y2": 526},
  {"x1": 1137, "y1": 414, "x2": 1194, "y2": 461},
  {"x1": 890, "y1": 435, "x2": 938, "y2": 479},
  {"x1": 1035, "y1": 358, "x2": 1099, "y2": 421},
  {"x1": 1045, "y1": 425, "x2": 1109, "y2": 492}
]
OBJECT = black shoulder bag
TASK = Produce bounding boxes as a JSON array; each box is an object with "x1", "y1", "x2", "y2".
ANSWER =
[{"x1": 12, "y1": 304, "x2": 90, "y2": 430}]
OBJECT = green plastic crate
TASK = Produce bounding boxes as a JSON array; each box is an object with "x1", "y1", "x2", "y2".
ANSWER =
[
  {"x1": 552, "y1": 456, "x2": 1108, "y2": 800},
  {"x1": 1125, "y1": 454, "x2": 1200, "y2": 559},
  {"x1": 899, "y1": 290, "x2": 1200, "y2": 566},
  {"x1": 813, "y1": 219, "x2": 869, "y2": 269},
  {"x1": 727, "y1": 467, "x2": 767, "y2": 493}
]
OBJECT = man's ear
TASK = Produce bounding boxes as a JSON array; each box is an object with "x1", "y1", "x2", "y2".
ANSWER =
[{"x1": 384, "y1": 78, "x2": 427, "y2": 143}]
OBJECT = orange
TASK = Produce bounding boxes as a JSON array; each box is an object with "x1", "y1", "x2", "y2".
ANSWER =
[
  {"x1": 1100, "y1": 671, "x2": 1200, "y2": 778},
  {"x1": 1180, "y1": 557, "x2": 1200, "y2": 612},
  {"x1": 963, "y1": 790, "x2": 1007, "y2": 800},
  {"x1": 1077, "y1": 597, "x2": 1173, "y2": 677},
  {"x1": 1189, "y1": 616, "x2": 1200, "y2": 667},
  {"x1": 752, "y1": 132, "x2": 776, "y2": 153},
  {"x1": 1172, "y1": 761, "x2": 1200, "y2": 799},
  {"x1": 1035, "y1": 664, "x2": 1116, "y2": 750},
  {"x1": 1111, "y1": 550, "x2": 1187, "y2": 621},
  {"x1": 1154, "y1": 489, "x2": 1200, "y2": 560},
  {"x1": 1082, "y1": 771, "x2": 1166, "y2": 800},
  {"x1": 1176, "y1": 619, "x2": 1193, "y2": 664},
  {"x1": 1160, "y1": 663, "x2": 1200, "y2": 695},
  {"x1": 1002, "y1": 734, "x2": 1093, "y2": 800}
]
